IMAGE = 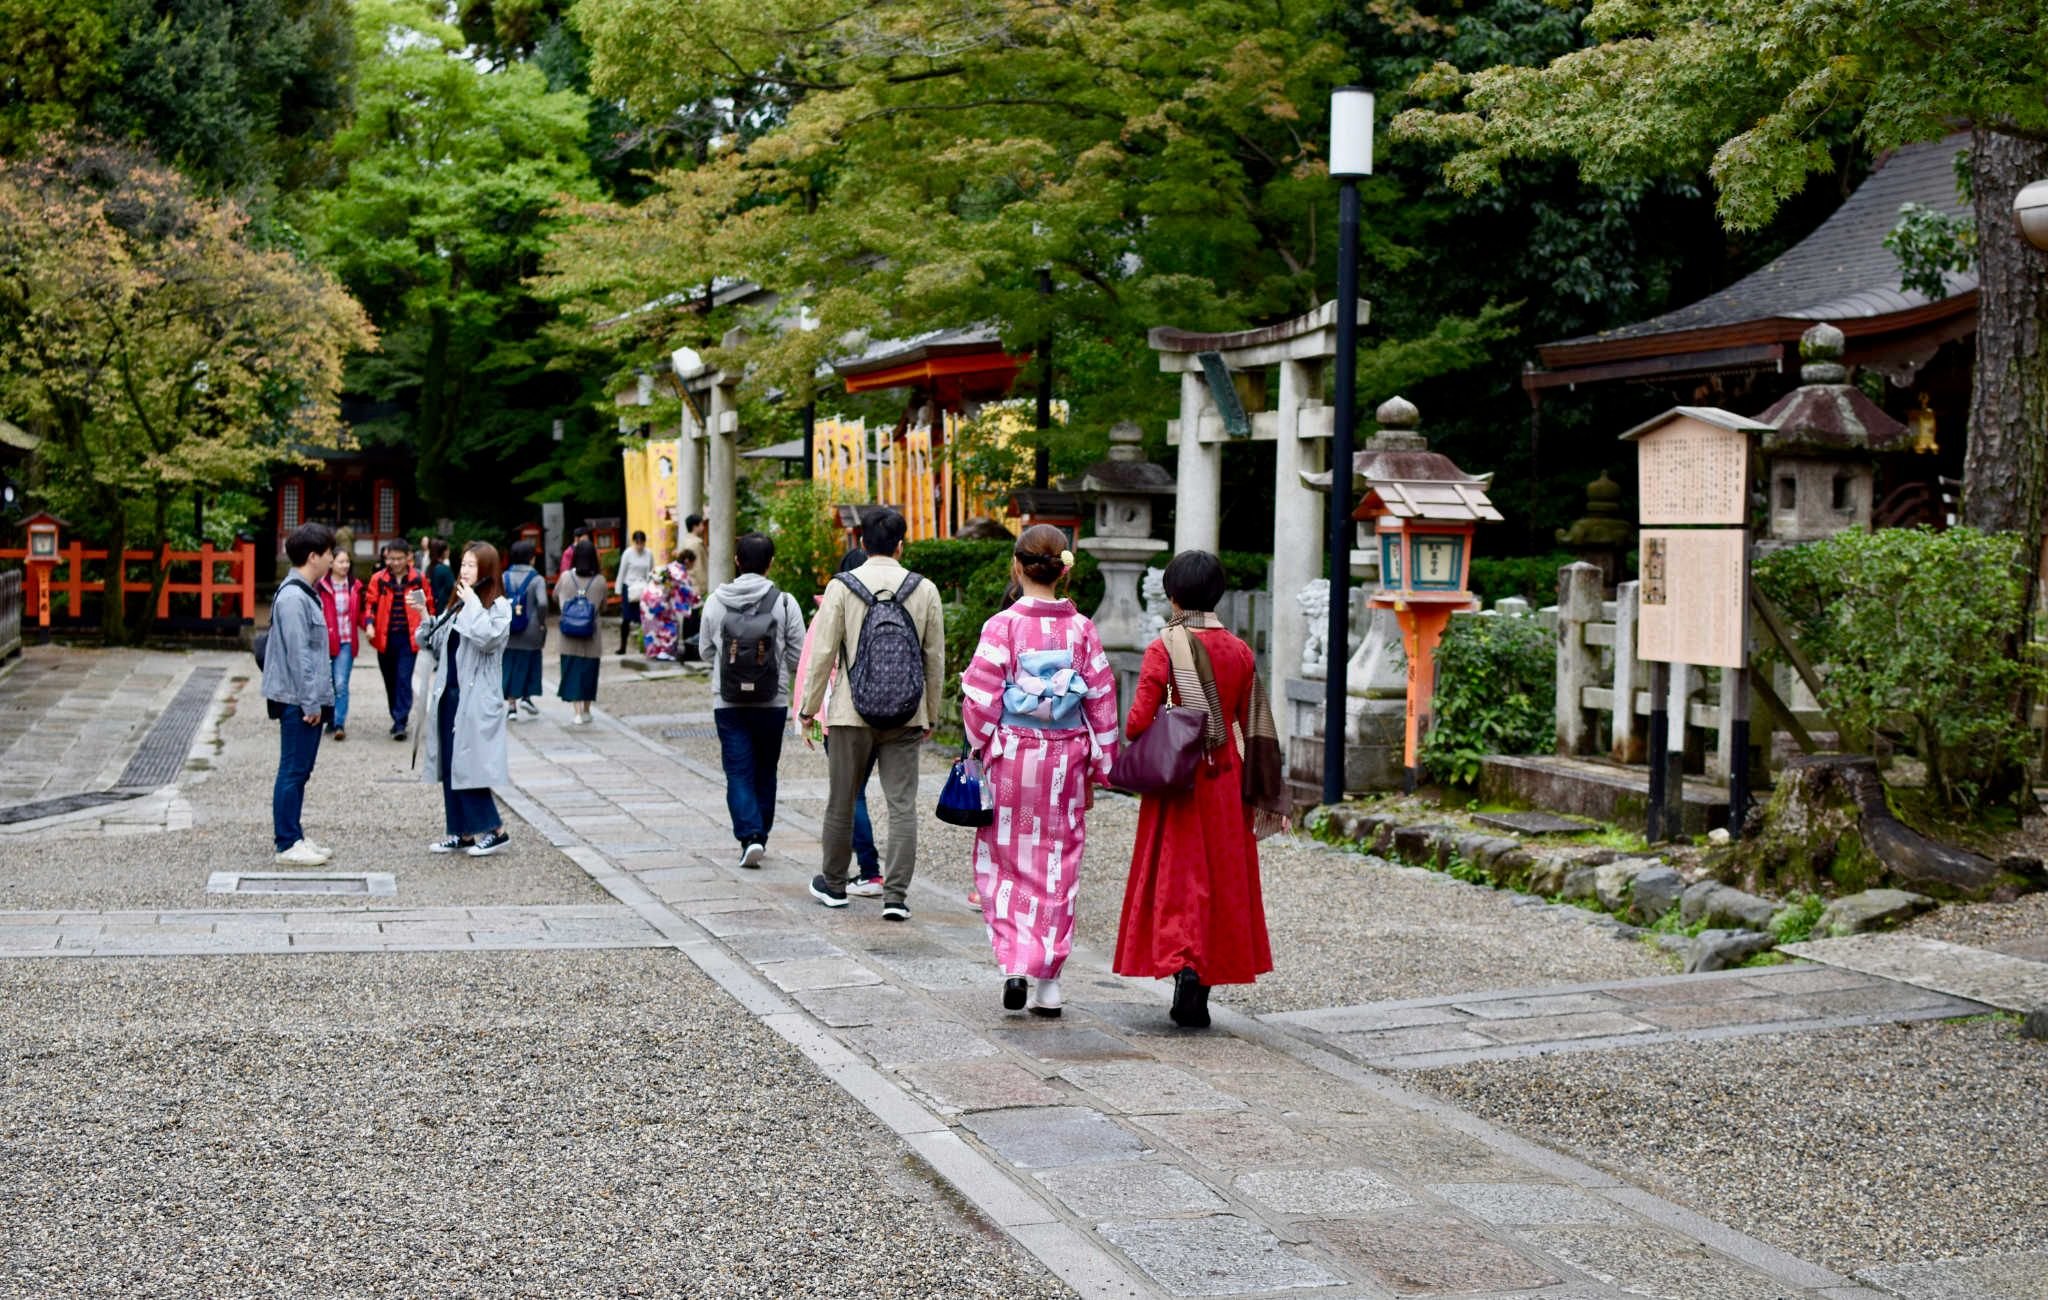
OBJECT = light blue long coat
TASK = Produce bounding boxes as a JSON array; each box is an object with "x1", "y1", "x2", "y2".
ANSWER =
[{"x1": 419, "y1": 591, "x2": 512, "y2": 790}]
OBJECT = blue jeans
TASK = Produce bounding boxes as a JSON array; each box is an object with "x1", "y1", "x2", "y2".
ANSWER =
[
  {"x1": 378, "y1": 640, "x2": 415, "y2": 730},
  {"x1": 331, "y1": 642, "x2": 354, "y2": 729},
  {"x1": 273, "y1": 713, "x2": 324, "y2": 851},
  {"x1": 714, "y1": 707, "x2": 787, "y2": 847},
  {"x1": 824, "y1": 735, "x2": 880, "y2": 875}
]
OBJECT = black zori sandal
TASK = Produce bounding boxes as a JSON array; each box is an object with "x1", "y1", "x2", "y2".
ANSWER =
[
  {"x1": 1003, "y1": 977, "x2": 1028, "y2": 1012},
  {"x1": 1169, "y1": 967, "x2": 1211, "y2": 1029}
]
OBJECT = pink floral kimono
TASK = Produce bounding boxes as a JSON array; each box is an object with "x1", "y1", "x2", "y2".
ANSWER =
[{"x1": 959, "y1": 597, "x2": 1120, "y2": 978}]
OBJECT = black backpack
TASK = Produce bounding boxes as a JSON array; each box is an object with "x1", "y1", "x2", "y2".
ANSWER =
[
  {"x1": 835, "y1": 571, "x2": 926, "y2": 729},
  {"x1": 719, "y1": 585, "x2": 784, "y2": 704}
]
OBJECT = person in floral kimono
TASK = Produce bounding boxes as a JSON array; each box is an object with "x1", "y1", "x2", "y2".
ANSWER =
[
  {"x1": 958, "y1": 525, "x2": 1120, "y2": 1018},
  {"x1": 638, "y1": 557, "x2": 695, "y2": 661}
]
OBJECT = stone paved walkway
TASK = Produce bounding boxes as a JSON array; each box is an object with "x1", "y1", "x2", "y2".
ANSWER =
[
  {"x1": 493, "y1": 703, "x2": 1930, "y2": 1300},
  {"x1": 1265, "y1": 966, "x2": 1986, "y2": 1070},
  {"x1": 0, "y1": 646, "x2": 212, "y2": 805},
  {"x1": 1784, "y1": 934, "x2": 2048, "y2": 1014},
  {"x1": 0, "y1": 903, "x2": 666, "y2": 957}
]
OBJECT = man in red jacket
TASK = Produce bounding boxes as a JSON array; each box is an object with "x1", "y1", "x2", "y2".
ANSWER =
[{"x1": 362, "y1": 539, "x2": 434, "y2": 740}]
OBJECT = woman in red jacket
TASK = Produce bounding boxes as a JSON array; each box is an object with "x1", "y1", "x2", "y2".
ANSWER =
[
  {"x1": 1113, "y1": 550, "x2": 1291, "y2": 1028},
  {"x1": 316, "y1": 549, "x2": 364, "y2": 740}
]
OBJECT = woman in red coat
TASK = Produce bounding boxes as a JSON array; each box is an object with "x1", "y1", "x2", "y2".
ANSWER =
[{"x1": 1114, "y1": 550, "x2": 1290, "y2": 1028}]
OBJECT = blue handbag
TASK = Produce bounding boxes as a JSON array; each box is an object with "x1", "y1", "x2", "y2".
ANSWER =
[{"x1": 936, "y1": 752, "x2": 995, "y2": 827}]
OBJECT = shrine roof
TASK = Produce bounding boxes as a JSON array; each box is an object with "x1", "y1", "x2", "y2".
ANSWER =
[{"x1": 1531, "y1": 136, "x2": 1974, "y2": 380}]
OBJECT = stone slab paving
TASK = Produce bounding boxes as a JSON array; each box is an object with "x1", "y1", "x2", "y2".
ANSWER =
[
  {"x1": 0, "y1": 646, "x2": 216, "y2": 805},
  {"x1": 1856, "y1": 1250, "x2": 2048, "y2": 1299},
  {"x1": 1264, "y1": 966, "x2": 1987, "y2": 1069},
  {"x1": 1783, "y1": 934, "x2": 2048, "y2": 1013},
  {"x1": 488, "y1": 701, "x2": 1924, "y2": 1300},
  {"x1": 0, "y1": 903, "x2": 665, "y2": 957}
]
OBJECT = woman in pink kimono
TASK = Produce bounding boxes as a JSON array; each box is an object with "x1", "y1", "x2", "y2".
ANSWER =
[{"x1": 958, "y1": 525, "x2": 1120, "y2": 1018}]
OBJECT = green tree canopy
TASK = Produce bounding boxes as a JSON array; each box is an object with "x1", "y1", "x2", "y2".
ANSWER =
[
  {"x1": 305, "y1": 0, "x2": 599, "y2": 512},
  {"x1": 0, "y1": 139, "x2": 373, "y2": 641}
]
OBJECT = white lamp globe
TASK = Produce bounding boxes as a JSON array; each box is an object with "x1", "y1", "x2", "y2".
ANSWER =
[{"x1": 1330, "y1": 87, "x2": 1375, "y2": 178}]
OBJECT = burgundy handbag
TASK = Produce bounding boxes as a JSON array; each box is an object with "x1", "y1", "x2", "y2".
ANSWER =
[{"x1": 1109, "y1": 705, "x2": 1203, "y2": 793}]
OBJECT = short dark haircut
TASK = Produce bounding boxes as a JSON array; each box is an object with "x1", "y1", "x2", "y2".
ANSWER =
[
  {"x1": 285, "y1": 523, "x2": 335, "y2": 567},
  {"x1": 837, "y1": 548, "x2": 867, "y2": 574},
  {"x1": 685, "y1": 513, "x2": 704, "y2": 532},
  {"x1": 427, "y1": 537, "x2": 448, "y2": 562},
  {"x1": 508, "y1": 539, "x2": 536, "y2": 568},
  {"x1": 631, "y1": 530, "x2": 646, "y2": 544},
  {"x1": 736, "y1": 532, "x2": 775, "y2": 576},
  {"x1": 572, "y1": 539, "x2": 601, "y2": 578},
  {"x1": 861, "y1": 507, "x2": 907, "y2": 557},
  {"x1": 572, "y1": 525, "x2": 591, "y2": 539},
  {"x1": 382, "y1": 538, "x2": 410, "y2": 556},
  {"x1": 1161, "y1": 549, "x2": 1226, "y2": 612}
]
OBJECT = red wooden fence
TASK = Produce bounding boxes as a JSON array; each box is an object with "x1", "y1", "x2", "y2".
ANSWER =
[{"x1": 0, "y1": 541, "x2": 257, "y2": 626}]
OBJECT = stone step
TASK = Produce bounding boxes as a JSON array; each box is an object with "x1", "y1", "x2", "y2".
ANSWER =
[
  {"x1": 1782, "y1": 934, "x2": 2048, "y2": 1013},
  {"x1": 1478, "y1": 753, "x2": 1730, "y2": 836}
]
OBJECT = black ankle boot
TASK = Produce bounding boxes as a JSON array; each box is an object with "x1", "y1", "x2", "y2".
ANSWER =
[
  {"x1": 1003, "y1": 976, "x2": 1028, "y2": 1012},
  {"x1": 1169, "y1": 967, "x2": 1210, "y2": 1029}
]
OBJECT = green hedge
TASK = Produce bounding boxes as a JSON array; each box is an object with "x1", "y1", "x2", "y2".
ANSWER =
[
  {"x1": 1422, "y1": 613, "x2": 1555, "y2": 786},
  {"x1": 1468, "y1": 552, "x2": 1575, "y2": 607}
]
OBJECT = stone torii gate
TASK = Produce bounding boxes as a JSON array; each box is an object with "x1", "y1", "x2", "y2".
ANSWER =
[
  {"x1": 672, "y1": 327, "x2": 744, "y2": 590},
  {"x1": 1147, "y1": 300, "x2": 1368, "y2": 735}
]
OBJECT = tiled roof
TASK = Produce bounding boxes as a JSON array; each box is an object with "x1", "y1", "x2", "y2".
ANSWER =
[{"x1": 1544, "y1": 136, "x2": 1972, "y2": 354}]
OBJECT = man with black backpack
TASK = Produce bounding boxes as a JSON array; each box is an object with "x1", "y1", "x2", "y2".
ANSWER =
[
  {"x1": 701, "y1": 533, "x2": 808, "y2": 869},
  {"x1": 797, "y1": 507, "x2": 945, "y2": 920}
]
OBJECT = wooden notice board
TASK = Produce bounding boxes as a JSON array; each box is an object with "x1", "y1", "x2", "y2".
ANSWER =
[
  {"x1": 1638, "y1": 528, "x2": 1747, "y2": 668},
  {"x1": 1635, "y1": 415, "x2": 1750, "y2": 526}
]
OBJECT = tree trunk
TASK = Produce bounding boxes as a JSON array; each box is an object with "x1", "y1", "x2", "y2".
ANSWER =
[
  {"x1": 99, "y1": 492, "x2": 130, "y2": 645},
  {"x1": 132, "y1": 485, "x2": 171, "y2": 643},
  {"x1": 417, "y1": 301, "x2": 453, "y2": 513},
  {"x1": 1962, "y1": 130, "x2": 2048, "y2": 553}
]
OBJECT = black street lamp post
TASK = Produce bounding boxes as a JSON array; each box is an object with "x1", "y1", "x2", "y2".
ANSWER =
[{"x1": 1323, "y1": 85, "x2": 1373, "y2": 807}]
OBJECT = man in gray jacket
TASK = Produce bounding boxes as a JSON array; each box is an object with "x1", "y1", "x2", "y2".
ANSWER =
[
  {"x1": 701, "y1": 532, "x2": 806, "y2": 869},
  {"x1": 262, "y1": 522, "x2": 337, "y2": 866}
]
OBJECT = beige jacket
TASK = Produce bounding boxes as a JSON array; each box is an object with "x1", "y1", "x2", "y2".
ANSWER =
[{"x1": 798, "y1": 556, "x2": 945, "y2": 730}]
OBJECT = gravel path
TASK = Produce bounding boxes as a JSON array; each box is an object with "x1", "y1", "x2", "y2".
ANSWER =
[
  {"x1": 1, "y1": 671, "x2": 606, "y2": 912},
  {"x1": 619, "y1": 672, "x2": 1671, "y2": 1015},
  {"x1": 0, "y1": 950, "x2": 1074, "y2": 1300},
  {"x1": 1412, "y1": 1016, "x2": 2048, "y2": 1273},
  {"x1": 1904, "y1": 890, "x2": 2048, "y2": 961}
]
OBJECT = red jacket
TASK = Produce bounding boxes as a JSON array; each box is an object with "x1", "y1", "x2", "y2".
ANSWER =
[
  {"x1": 317, "y1": 575, "x2": 365, "y2": 658},
  {"x1": 363, "y1": 567, "x2": 433, "y2": 653}
]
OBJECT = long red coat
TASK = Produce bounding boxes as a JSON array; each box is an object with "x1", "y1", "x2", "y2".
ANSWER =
[{"x1": 1113, "y1": 626, "x2": 1273, "y2": 986}]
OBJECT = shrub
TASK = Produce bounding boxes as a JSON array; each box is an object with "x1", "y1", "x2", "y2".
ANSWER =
[
  {"x1": 1754, "y1": 527, "x2": 2046, "y2": 809},
  {"x1": 1422, "y1": 613, "x2": 1555, "y2": 786},
  {"x1": 746, "y1": 480, "x2": 844, "y2": 610},
  {"x1": 1469, "y1": 552, "x2": 1576, "y2": 606}
]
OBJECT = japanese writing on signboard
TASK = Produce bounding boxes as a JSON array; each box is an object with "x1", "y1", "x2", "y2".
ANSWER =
[
  {"x1": 1639, "y1": 528, "x2": 1746, "y2": 668},
  {"x1": 1637, "y1": 417, "x2": 1749, "y2": 525}
]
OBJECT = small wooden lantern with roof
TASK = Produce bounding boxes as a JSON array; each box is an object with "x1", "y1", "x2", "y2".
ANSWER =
[{"x1": 1346, "y1": 397, "x2": 1502, "y2": 787}]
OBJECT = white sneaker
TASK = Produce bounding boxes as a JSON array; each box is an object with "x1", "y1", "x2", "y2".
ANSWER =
[
  {"x1": 845, "y1": 875, "x2": 884, "y2": 897},
  {"x1": 275, "y1": 839, "x2": 330, "y2": 866},
  {"x1": 303, "y1": 839, "x2": 335, "y2": 858},
  {"x1": 739, "y1": 842, "x2": 765, "y2": 869},
  {"x1": 1028, "y1": 977, "x2": 1063, "y2": 1018}
]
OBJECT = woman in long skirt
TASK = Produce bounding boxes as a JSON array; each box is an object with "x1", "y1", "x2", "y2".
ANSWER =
[
  {"x1": 554, "y1": 539, "x2": 609, "y2": 724},
  {"x1": 959, "y1": 525, "x2": 1120, "y2": 1017},
  {"x1": 1113, "y1": 550, "x2": 1290, "y2": 1028},
  {"x1": 499, "y1": 539, "x2": 548, "y2": 719},
  {"x1": 638, "y1": 558, "x2": 691, "y2": 661},
  {"x1": 420, "y1": 541, "x2": 514, "y2": 855}
]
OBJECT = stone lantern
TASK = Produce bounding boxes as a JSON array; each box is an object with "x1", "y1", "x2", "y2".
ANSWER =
[
  {"x1": 1754, "y1": 323, "x2": 1909, "y2": 546},
  {"x1": 1554, "y1": 471, "x2": 1634, "y2": 592},
  {"x1": 1077, "y1": 421, "x2": 1174, "y2": 710}
]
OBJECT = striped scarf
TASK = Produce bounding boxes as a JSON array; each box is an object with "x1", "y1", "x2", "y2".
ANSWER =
[{"x1": 1163, "y1": 612, "x2": 1291, "y2": 840}]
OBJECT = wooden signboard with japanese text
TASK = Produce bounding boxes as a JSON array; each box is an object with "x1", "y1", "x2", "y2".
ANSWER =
[
  {"x1": 1636, "y1": 415, "x2": 1750, "y2": 526},
  {"x1": 1638, "y1": 528, "x2": 1747, "y2": 667}
]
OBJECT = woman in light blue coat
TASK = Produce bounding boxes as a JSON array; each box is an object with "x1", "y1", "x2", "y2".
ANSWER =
[{"x1": 420, "y1": 540, "x2": 514, "y2": 856}]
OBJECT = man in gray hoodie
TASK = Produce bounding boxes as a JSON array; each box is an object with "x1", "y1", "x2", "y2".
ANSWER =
[
  {"x1": 701, "y1": 532, "x2": 806, "y2": 868},
  {"x1": 262, "y1": 522, "x2": 337, "y2": 866}
]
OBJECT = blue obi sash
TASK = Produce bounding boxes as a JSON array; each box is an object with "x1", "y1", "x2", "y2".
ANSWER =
[{"x1": 1000, "y1": 648, "x2": 1089, "y2": 730}]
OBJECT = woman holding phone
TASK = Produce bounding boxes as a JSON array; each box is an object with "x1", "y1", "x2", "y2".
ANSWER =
[{"x1": 418, "y1": 541, "x2": 514, "y2": 855}]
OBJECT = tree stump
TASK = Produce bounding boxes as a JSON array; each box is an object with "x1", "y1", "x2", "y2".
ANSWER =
[{"x1": 1720, "y1": 755, "x2": 2038, "y2": 901}]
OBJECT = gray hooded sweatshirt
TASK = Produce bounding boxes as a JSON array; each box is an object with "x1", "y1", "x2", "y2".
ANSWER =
[{"x1": 700, "y1": 573, "x2": 806, "y2": 709}]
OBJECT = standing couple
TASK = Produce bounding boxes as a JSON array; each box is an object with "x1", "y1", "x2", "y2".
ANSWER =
[{"x1": 959, "y1": 533, "x2": 1290, "y2": 1027}]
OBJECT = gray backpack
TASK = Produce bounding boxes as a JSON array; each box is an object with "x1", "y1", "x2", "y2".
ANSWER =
[
  {"x1": 719, "y1": 585, "x2": 784, "y2": 704},
  {"x1": 835, "y1": 571, "x2": 926, "y2": 729}
]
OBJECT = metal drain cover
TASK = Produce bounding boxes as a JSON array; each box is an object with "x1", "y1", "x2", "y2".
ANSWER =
[{"x1": 207, "y1": 871, "x2": 396, "y2": 896}]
